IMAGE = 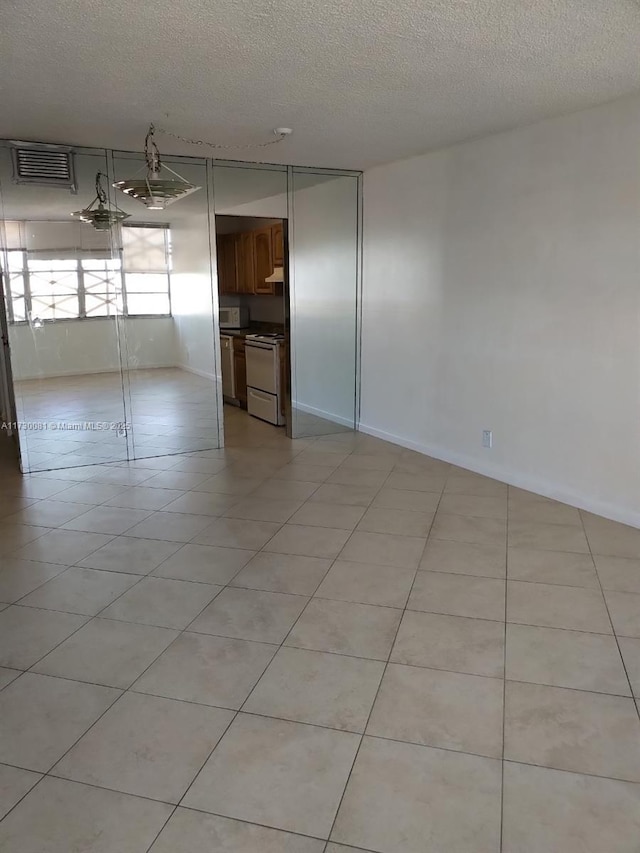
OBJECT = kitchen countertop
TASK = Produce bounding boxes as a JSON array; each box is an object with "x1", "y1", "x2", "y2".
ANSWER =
[{"x1": 220, "y1": 325, "x2": 284, "y2": 339}]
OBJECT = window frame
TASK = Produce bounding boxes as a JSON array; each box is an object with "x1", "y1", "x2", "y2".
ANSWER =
[{"x1": 1, "y1": 223, "x2": 173, "y2": 325}]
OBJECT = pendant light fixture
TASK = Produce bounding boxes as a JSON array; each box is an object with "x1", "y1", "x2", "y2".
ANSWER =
[
  {"x1": 113, "y1": 124, "x2": 201, "y2": 209},
  {"x1": 72, "y1": 171, "x2": 130, "y2": 230}
]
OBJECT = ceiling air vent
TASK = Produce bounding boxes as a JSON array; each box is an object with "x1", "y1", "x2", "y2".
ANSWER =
[{"x1": 11, "y1": 143, "x2": 76, "y2": 191}]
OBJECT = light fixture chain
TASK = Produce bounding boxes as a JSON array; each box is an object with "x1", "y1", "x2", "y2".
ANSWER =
[{"x1": 156, "y1": 127, "x2": 289, "y2": 150}]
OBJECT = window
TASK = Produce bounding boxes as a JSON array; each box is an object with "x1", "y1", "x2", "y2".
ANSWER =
[
  {"x1": 122, "y1": 225, "x2": 172, "y2": 317},
  {"x1": 1, "y1": 224, "x2": 172, "y2": 323}
]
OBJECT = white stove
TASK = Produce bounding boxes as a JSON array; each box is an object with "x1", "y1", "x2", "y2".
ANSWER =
[{"x1": 245, "y1": 335, "x2": 286, "y2": 426}]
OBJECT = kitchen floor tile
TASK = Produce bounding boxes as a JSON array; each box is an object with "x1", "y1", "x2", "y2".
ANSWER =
[
  {"x1": 431, "y1": 513, "x2": 507, "y2": 547},
  {"x1": 391, "y1": 610, "x2": 505, "y2": 677},
  {"x1": 309, "y1": 483, "x2": 379, "y2": 506},
  {"x1": 420, "y1": 539, "x2": 506, "y2": 578},
  {"x1": 75, "y1": 535, "x2": 182, "y2": 574},
  {"x1": 103, "y1": 486, "x2": 185, "y2": 511},
  {"x1": 339, "y1": 531, "x2": 426, "y2": 568},
  {"x1": 331, "y1": 736, "x2": 501, "y2": 853},
  {"x1": 0, "y1": 558, "x2": 67, "y2": 603},
  {"x1": 367, "y1": 663, "x2": 503, "y2": 757},
  {"x1": 264, "y1": 523, "x2": 351, "y2": 559},
  {"x1": 0, "y1": 605, "x2": 87, "y2": 669},
  {"x1": 372, "y1": 487, "x2": 440, "y2": 513},
  {"x1": 385, "y1": 471, "x2": 447, "y2": 493},
  {"x1": 0, "y1": 777, "x2": 172, "y2": 853},
  {"x1": 445, "y1": 473, "x2": 507, "y2": 498},
  {"x1": 0, "y1": 764, "x2": 41, "y2": 820},
  {"x1": 618, "y1": 637, "x2": 640, "y2": 696},
  {"x1": 604, "y1": 590, "x2": 640, "y2": 637},
  {"x1": 438, "y1": 493, "x2": 507, "y2": 520},
  {"x1": 224, "y1": 496, "x2": 303, "y2": 523},
  {"x1": 183, "y1": 713, "x2": 360, "y2": 838},
  {"x1": 19, "y1": 567, "x2": 139, "y2": 615},
  {"x1": 594, "y1": 554, "x2": 640, "y2": 593},
  {"x1": 152, "y1": 543, "x2": 254, "y2": 584},
  {"x1": 160, "y1": 491, "x2": 239, "y2": 516},
  {"x1": 288, "y1": 501, "x2": 366, "y2": 530},
  {"x1": 133, "y1": 632, "x2": 276, "y2": 709},
  {"x1": 149, "y1": 808, "x2": 325, "y2": 853},
  {"x1": 356, "y1": 506, "x2": 433, "y2": 537},
  {"x1": 507, "y1": 497, "x2": 582, "y2": 526},
  {"x1": 582, "y1": 514, "x2": 640, "y2": 559},
  {"x1": 32, "y1": 617, "x2": 179, "y2": 688},
  {"x1": 504, "y1": 681, "x2": 640, "y2": 782},
  {"x1": 5, "y1": 499, "x2": 95, "y2": 528},
  {"x1": 285, "y1": 597, "x2": 401, "y2": 660},
  {"x1": 0, "y1": 667, "x2": 21, "y2": 690},
  {"x1": 507, "y1": 546, "x2": 599, "y2": 587},
  {"x1": 192, "y1": 517, "x2": 282, "y2": 549},
  {"x1": 61, "y1": 506, "x2": 151, "y2": 535},
  {"x1": 244, "y1": 646, "x2": 384, "y2": 731},
  {"x1": 0, "y1": 672, "x2": 118, "y2": 771},
  {"x1": 11, "y1": 529, "x2": 113, "y2": 565},
  {"x1": 189, "y1": 587, "x2": 308, "y2": 644},
  {"x1": 408, "y1": 571, "x2": 505, "y2": 621},
  {"x1": 54, "y1": 691, "x2": 233, "y2": 803},
  {"x1": 505, "y1": 623, "x2": 630, "y2": 694},
  {"x1": 507, "y1": 520, "x2": 589, "y2": 553},
  {"x1": 100, "y1": 576, "x2": 220, "y2": 629},
  {"x1": 124, "y1": 510, "x2": 213, "y2": 542},
  {"x1": 502, "y1": 761, "x2": 640, "y2": 853},
  {"x1": 315, "y1": 559, "x2": 416, "y2": 608},
  {"x1": 507, "y1": 580, "x2": 612, "y2": 633},
  {"x1": 230, "y1": 551, "x2": 331, "y2": 596}
]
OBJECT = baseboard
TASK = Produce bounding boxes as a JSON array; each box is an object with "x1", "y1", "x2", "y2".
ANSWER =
[
  {"x1": 14, "y1": 364, "x2": 180, "y2": 381},
  {"x1": 358, "y1": 422, "x2": 640, "y2": 529},
  {"x1": 177, "y1": 363, "x2": 217, "y2": 382},
  {"x1": 293, "y1": 401, "x2": 355, "y2": 429}
]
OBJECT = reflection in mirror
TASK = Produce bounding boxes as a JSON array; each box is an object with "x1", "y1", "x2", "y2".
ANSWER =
[
  {"x1": 289, "y1": 170, "x2": 360, "y2": 438},
  {"x1": 109, "y1": 153, "x2": 222, "y2": 460},
  {"x1": 212, "y1": 165, "x2": 289, "y2": 445},
  {"x1": 0, "y1": 145, "x2": 129, "y2": 471}
]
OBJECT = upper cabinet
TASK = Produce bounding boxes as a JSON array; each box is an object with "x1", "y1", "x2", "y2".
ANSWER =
[
  {"x1": 272, "y1": 222, "x2": 284, "y2": 267},
  {"x1": 216, "y1": 234, "x2": 238, "y2": 294},
  {"x1": 238, "y1": 232, "x2": 256, "y2": 294},
  {"x1": 217, "y1": 222, "x2": 283, "y2": 296},
  {"x1": 254, "y1": 226, "x2": 275, "y2": 295}
]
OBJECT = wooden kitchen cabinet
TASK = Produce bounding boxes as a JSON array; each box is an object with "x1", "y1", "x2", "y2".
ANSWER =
[
  {"x1": 233, "y1": 337, "x2": 247, "y2": 408},
  {"x1": 216, "y1": 234, "x2": 238, "y2": 294},
  {"x1": 272, "y1": 222, "x2": 284, "y2": 267},
  {"x1": 254, "y1": 226, "x2": 275, "y2": 295},
  {"x1": 236, "y1": 232, "x2": 255, "y2": 294}
]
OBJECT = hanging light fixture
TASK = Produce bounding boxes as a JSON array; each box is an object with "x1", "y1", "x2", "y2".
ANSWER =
[
  {"x1": 72, "y1": 171, "x2": 130, "y2": 230},
  {"x1": 113, "y1": 124, "x2": 201, "y2": 209}
]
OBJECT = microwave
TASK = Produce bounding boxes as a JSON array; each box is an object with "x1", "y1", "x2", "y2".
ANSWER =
[{"x1": 220, "y1": 306, "x2": 249, "y2": 329}]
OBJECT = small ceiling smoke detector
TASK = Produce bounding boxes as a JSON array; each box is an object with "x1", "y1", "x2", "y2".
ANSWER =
[
  {"x1": 72, "y1": 171, "x2": 130, "y2": 230},
  {"x1": 113, "y1": 124, "x2": 201, "y2": 209}
]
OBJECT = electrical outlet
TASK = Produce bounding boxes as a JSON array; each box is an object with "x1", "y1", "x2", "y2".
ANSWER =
[{"x1": 482, "y1": 429, "x2": 493, "y2": 449}]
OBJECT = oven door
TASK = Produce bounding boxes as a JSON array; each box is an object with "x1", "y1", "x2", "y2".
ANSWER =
[{"x1": 246, "y1": 341, "x2": 277, "y2": 395}]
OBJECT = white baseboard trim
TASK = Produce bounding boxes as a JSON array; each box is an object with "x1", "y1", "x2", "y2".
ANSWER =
[
  {"x1": 293, "y1": 401, "x2": 355, "y2": 429},
  {"x1": 14, "y1": 364, "x2": 178, "y2": 381},
  {"x1": 177, "y1": 363, "x2": 217, "y2": 382},
  {"x1": 358, "y1": 422, "x2": 640, "y2": 529}
]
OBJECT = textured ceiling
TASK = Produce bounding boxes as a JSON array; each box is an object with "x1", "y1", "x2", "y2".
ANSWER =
[{"x1": 1, "y1": 0, "x2": 640, "y2": 169}]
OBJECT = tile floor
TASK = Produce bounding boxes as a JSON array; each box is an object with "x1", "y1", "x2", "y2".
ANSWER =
[{"x1": 0, "y1": 405, "x2": 639, "y2": 851}]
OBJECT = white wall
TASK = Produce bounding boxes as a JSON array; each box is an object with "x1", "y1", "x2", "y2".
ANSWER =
[
  {"x1": 170, "y1": 216, "x2": 219, "y2": 381},
  {"x1": 361, "y1": 94, "x2": 640, "y2": 527},
  {"x1": 9, "y1": 317, "x2": 176, "y2": 380}
]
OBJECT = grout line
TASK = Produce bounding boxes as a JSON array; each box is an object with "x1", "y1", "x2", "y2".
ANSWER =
[{"x1": 577, "y1": 508, "x2": 640, "y2": 724}]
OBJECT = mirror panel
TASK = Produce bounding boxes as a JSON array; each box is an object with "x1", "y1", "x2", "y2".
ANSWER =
[
  {"x1": 109, "y1": 153, "x2": 222, "y2": 459},
  {"x1": 289, "y1": 170, "x2": 360, "y2": 438},
  {"x1": 0, "y1": 146, "x2": 129, "y2": 471}
]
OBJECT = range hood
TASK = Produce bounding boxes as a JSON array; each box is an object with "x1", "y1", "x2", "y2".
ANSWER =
[{"x1": 265, "y1": 266, "x2": 284, "y2": 283}]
